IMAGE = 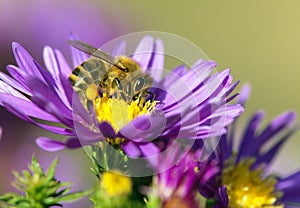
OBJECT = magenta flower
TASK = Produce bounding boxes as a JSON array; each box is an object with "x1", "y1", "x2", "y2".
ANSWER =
[
  {"x1": 0, "y1": 36, "x2": 243, "y2": 157},
  {"x1": 146, "y1": 142, "x2": 220, "y2": 208}
]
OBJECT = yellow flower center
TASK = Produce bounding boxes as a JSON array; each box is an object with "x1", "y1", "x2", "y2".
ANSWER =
[
  {"x1": 101, "y1": 170, "x2": 132, "y2": 196},
  {"x1": 94, "y1": 95, "x2": 156, "y2": 145},
  {"x1": 222, "y1": 158, "x2": 283, "y2": 208}
]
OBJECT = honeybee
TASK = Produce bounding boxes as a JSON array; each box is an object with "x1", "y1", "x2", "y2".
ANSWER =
[{"x1": 68, "y1": 40, "x2": 154, "y2": 108}]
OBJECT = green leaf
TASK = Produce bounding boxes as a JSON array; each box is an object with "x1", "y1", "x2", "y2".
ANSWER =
[
  {"x1": 45, "y1": 158, "x2": 58, "y2": 182},
  {"x1": 58, "y1": 188, "x2": 93, "y2": 202}
]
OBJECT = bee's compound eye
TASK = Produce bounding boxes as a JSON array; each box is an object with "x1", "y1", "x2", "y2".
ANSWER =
[
  {"x1": 125, "y1": 83, "x2": 131, "y2": 97},
  {"x1": 134, "y1": 77, "x2": 145, "y2": 92}
]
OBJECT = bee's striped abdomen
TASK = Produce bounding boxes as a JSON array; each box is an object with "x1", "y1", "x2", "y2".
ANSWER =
[{"x1": 69, "y1": 58, "x2": 108, "y2": 108}]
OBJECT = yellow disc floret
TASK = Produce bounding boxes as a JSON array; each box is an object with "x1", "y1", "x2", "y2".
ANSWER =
[
  {"x1": 100, "y1": 170, "x2": 132, "y2": 196},
  {"x1": 94, "y1": 95, "x2": 156, "y2": 146},
  {"x1": 222, "y1": 158, "x2": 283, "y2": 208},
  {"x1": 94, "y1": 95, "x2": 156, "y2": 132}
]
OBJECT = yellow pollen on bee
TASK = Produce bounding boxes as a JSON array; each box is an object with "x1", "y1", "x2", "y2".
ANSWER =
[
  {"x1": 94, "y1": 95, "x2": 156, "y2": 145},
  {"x1": 86, "y1": 83, "x2": 99, "y2": 100},
  {"x1": 100, "y1": 170, "x2": 132, "y2": 196},
  {"x1": 222, "y1": 158, "x2": 283, "y2": 208}
]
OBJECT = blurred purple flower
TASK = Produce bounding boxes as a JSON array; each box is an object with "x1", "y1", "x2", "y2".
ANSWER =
[
  {"x1": 205, "y1": 84, "x2": 300, "y2": 207},
  {"x1": 0, "y1": 0, "x2": 129, "y2": 70},
  {"x1": 0, "y1": 35, "x2": 243, "y2": 158},
  {"x1": 147, "y1": 142, "x2": 220, "y2": 208},
  {"x1": 214, "y1": 186, "x2": 229, "y2": 208}
]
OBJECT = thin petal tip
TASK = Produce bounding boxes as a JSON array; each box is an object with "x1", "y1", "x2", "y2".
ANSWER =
[{"x1": 36, "y1": 137, "x2": 66, "y2": 152}]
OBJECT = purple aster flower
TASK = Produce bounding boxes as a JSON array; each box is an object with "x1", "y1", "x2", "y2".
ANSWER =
[
  {"x1": 214, "y1": 186, "x2": 229, "y2": 208},
  {"x1": 0, "y1": 35, "x2": 243, "y2": 158},
  {"x1": 146, "y1": 141, "x2": 220, "y2": 208},
  {"x1": 205, "y1": 84, "x2": 300, "y2": 208}
]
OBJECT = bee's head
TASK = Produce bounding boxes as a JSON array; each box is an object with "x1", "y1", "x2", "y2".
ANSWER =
[{"x1": 115, "y1": 56, "x2": 141, "y2": 73}]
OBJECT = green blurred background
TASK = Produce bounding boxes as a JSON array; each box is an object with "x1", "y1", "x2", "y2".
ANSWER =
[{"x1": 0, "y1": 0, "x2": 300, "y2": 207}]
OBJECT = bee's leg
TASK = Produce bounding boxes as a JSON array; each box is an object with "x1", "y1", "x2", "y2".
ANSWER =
[
  {"x1": 111, "y1": 78, "x2": 121, "y2": 98},
  {"x1": 125, "y1": 82, "x2": 132, "y2": 104},
  {"x1": 145, "y1": 91, "x2": 156, "y2": 102},
  {"x1": 87, "y1": 99, "x2": 94, "y2": 113},
  {"x1": 112, "y1": 78, "x2": 127, "y2": 101},
  {"x1": 136, "y1": 90, "x2": 148, "y2": 107},
  {"x1": 112, "y1": 78, "x2": 122, "y2": 90}
]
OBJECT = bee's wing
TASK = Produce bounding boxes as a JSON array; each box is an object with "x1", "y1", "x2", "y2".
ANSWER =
[{"x1": 68, "y1": 40, "x2": 116, "y2": 65}]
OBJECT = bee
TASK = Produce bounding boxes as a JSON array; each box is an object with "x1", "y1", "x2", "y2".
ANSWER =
[{"x1": 68, "y1": 40, "x2": 154, "y2": 108}]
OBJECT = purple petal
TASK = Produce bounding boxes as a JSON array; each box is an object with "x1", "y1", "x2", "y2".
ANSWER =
[
  {"x1": 132, "y1": 36, "x2": 154, "y2": 71},
  {"x1": 255, "y1": 129, "x2": 296, "y2": 167},
  {"x1": 160, "y1": 65, "x2": 187, "y2": 87},
  {"x1": 191, "y1": 59, "x2": 216, "y2": 78},
  {"x1": 161, "y1": 63, "x2": 226, "y2": 114},
  {"x1": 111, "y1": 40, "x2": 126, "y2": 56},
  {"x1": 0, "y1": 80, "x2": 29, "y2": 99},
  {"x1": 6, "y1": 65, "x2": 32, "y2": 92},
  {"x1": 12, "y1": 42, "x2": 44, "y2": 80},
  {"x1": 73, "y1": 120, "x2": 104, "y2": 143},
  {"x1": 214, "y1": 186, "x2": 229, "y2": 208},
  {"x1": 184, "y1": 60, "x2": 216, "y2": 88},
  {"x1": 237, "y1": 83, "x2": 251, "y2": 105},
  {"x1": 69, "y1": 34, "x2": 89, "y2": 67},
  {"x1": 119, "y1": 111, "x2": 167, "y2": 142},
  {"x1": 277, "y1": 170, "x2": 300, "y2": 203},
  {"x1": 139, "y1": 142, "x2": 160, "y2": 157},
  {"x1": 35, "y1": 123, "x2": 73, "y2": 135},
  {"x1": 57, "y1": 73, "x2": 73, "y2": 108},
  {"x1": 0, "y1": 93, "x2": 58, "y2": 122},
  {"x1": 217, "y1": 134, "x2": 232, "y2": 161},
  {"x1": 43, "y1": 46, "x2": 60, "y2": 79},
  {"x1": 72, "y1": 93, "x2": 93, "y2": 125},
  {"x1": 199, "y1": 69, "x2": 231, "y2": 101},
  {"x1": 28, "y1": 78, "x2": 73, "y2": 122},
  {"x1": 237, "y1": 110, "x2": 265, "y2": 161},
  {"x1": 122, "y1": 141, "x2": 141, "y2": 157},
  {"x1": 65, "y1": 137, "x2": 82, "y2": 148},
  {"x1": 54, "y1": 49, "x2": 73, "y2": 77},
  {"x1": 42, "y1": 47, "x2": 73, "y2": 107},
  {"x1": 0, "y1": 72, "x2": 32, "y2": 95},
  {"x1": 36, "y1": 137, "x2": 66, "y2": 152},
  {"x1": 2, "y1": 99, "x2": 73, "y2": 135},
  {"x1": 238, "y1": 111, "x2": 296, "y2": 163},
  {"x1": 33, "y1": 60, "x2": 57, "y2": 90},
  {"x1": 257, "y1": 111, "x2": 296, "y2": 147},
  {"x1": 147, "y1": 38, "x2": 164, "y2": 82},
  {"x1": 43, "y1": 46, "x2": 72, "y2": 79},
  {"x1": 223, "y1": 81, "x2": 240, "y2": 102},
  {"x1": 99, "y1": 122, "x2": 117, "y2": 138}
]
